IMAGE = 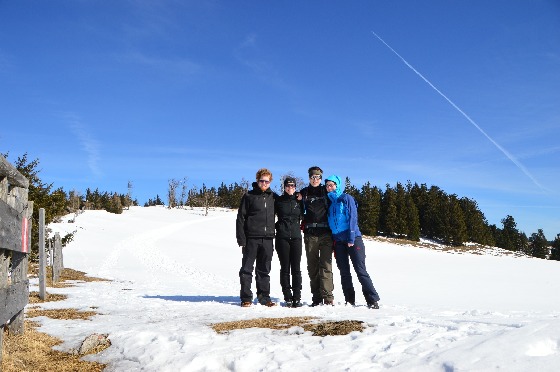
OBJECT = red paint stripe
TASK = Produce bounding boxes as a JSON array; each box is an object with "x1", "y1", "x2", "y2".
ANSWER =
[{"x1": 21, "y1": 217, "x2": 28, "y2": 253}]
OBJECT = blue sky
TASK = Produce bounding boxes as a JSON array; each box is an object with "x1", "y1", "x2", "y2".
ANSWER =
[{"x1": 1, "y1": 1, "x2": 559, "y2": 239}]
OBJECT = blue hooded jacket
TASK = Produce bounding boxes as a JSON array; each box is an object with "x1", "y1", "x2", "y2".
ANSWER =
[{"x1": 325, "y1": 175, "x2": 361, "y2": 244}]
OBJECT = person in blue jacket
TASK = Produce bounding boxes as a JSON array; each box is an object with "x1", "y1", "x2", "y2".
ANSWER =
[{"x1": 324, "y1": 175, "x2": 380, "y2": 309}]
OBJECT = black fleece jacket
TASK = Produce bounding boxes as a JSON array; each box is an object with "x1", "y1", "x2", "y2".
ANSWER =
[
  {"x1": 236, "y1": 182, "x2": 277, "y2": 247},
  {"x1": 274, "y1": 192, "x2": 303, "y2": 239}
]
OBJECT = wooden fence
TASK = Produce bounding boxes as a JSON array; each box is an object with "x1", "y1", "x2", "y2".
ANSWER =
[{"x1": 0, "y1": 156, "x2": 33, "y2": 363}]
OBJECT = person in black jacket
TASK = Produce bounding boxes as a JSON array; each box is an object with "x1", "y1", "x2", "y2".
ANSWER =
[
  {"x1": 236, "y1": 168, "x2": 277, "y2": 307},
  {"x1": 274, "y1": 177, "x2": 303, "y2": 308},
  {"x1": 299, "y1": 166, "x2": 335, "y2": 306}
]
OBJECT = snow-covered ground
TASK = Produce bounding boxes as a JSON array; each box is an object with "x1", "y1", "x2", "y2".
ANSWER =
[{"x1": 33, "y1": 206, "x2": 560, "y2": 371}]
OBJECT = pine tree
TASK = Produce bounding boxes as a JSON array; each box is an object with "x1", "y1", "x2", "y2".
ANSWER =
[
  {"x1": 529, "y1": 229, "x2": 548, "y2": 259},
  {"x1": 357, "y1": 182, "x2": 381, "y2": 236},
  {"x1": 550, "y1": 234, "x2": 560, "y2": 261},
  {"x1": 394, "y1": 182, "x2": 408, "y2": 237},
  {"x1": 449, "y1": 195, "x2": 467, "y2": 246},
  {"x1": 405, "y1": 192, "x2": 420, "y2": 241},
  {"x1": 380, "y1": 184, "x2": 398, "y2": 237}
]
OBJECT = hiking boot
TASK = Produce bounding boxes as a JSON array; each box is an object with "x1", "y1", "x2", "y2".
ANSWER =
[
  {"x1": 292, "y1": 300, "x2": 303, "y2": 308},
  {"x1": 241, "y1": 301, "x2": 252, "y2": 308},
  {"x1": 345, "y1": 301, "x2": 355, "y2": 306},
  {"x1": 367, "y1": 301, "x2": 379, "y2": 309},
  {"x1": 284, "y1": 300, "x2": 293, "y2": 307},
  {"x1": 310, "y1": 301, "x2": 322, "y2": 307},
  {"x1": 264, "y1": 301, "x2": 277, "y2": 307},
  {"x1": 323, "y1": 299, "x2": 334, "y2": 306}
]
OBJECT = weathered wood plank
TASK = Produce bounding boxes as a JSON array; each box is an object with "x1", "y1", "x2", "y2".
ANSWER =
[
  {"x1": 53, "y1": 233, "x2": 62, "y2": 283},
  {"x1": 39, "y1": 208, "x2": 46, "y2": 300},
  {"x1": 8, "y1": 202, "x2": 32, "y2": 334},
  {"x1": 0, "y1": 199, "x2": 23, "y2": 252},
  {"x1": 0, "y1": 280, "x2": 29, "y2": 325},
  {"x1": 0, "y1": 156, "x2": 29, "y2": 189}
]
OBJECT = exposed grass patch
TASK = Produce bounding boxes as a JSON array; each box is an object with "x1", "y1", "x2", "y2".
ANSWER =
[
  {"x1": 211, "y1": 316, "x2": 366, "y2": 336},
  {"x1": 28, "y1": 291, "x2": 68, "y2": 304},
  {"x1": 26, "y1": 308, "x2": 98, "y2": 321},
  {"x1": 1, "y1": 320, "x2": 106, "y2": 372},
  {"x1": 46, "y1": 267, "x2": 110, "y2": 288}
]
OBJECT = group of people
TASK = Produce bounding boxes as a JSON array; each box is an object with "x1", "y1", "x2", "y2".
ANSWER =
[{"x1": 235, "y1": 166, "x2": 381, "y2": 309}]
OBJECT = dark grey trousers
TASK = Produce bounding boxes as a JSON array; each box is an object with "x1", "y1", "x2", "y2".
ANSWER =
[{"x1": 304, "y1": 233, "x2": 334, "y2": 302}]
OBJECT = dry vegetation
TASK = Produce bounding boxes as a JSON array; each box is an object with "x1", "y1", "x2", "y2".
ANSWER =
[
  {"x1": 212, "y1": 317, "x2": 367, "y2": 337},
  {"x1": 1, "y1": 266, "x2": 111, "y2": 371},
  {"x1": 1, "y1": 321, "x2": 106, "y2": 372}
]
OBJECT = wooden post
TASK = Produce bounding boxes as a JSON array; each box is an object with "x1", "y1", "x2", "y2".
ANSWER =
[
  {"x1": 0, "y1": 157, "x2": 31, "y2": 362},
  {"x1": 52, "y1": 233, "x2": 62, "y2": 283},
  {"x1": 0, "y1": 175, "x2": 7, "y2": 363},
  {"x1": 0, "y1": 248, "x2": 7, "y2": 363},
  {"x1": 7, "y1": 200, "x2": 32, "y2": 334},
  {"x1": 39, "y1": 208, "x2": 46, "y2": 300}
]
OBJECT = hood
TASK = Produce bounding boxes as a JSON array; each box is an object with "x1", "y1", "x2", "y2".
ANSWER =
[{"x1": 325, "y1": 174, "x2": 343, "y2": 199}]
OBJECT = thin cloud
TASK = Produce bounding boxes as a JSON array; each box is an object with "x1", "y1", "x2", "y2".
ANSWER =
[
  {"x1": 234, "y1": 33, "x2": 291, "y2": 91},
  {"x1": 65, "y1": 115, "x2": 102, "y2": 178}
]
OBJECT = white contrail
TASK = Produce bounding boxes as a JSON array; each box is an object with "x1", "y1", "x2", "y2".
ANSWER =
[{"x1": 371, "y1": 31, "x2": 545, "y2": 191}]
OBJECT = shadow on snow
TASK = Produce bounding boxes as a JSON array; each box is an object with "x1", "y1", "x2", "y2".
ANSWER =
[{"x1": 143, "y1": 295, "x2": 241, "y2": 305}]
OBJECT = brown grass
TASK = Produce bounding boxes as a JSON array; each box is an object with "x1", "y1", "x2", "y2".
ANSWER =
[
  {"x1": 1, "y1": 320, "x2": 106, "y2": 372},
  {"x1": 28, "y1": 291, "x2": 68, "y2": 304},
  {"x1": 211, "y1": 316, "x2": 366, "y2": 336},
  {"x1": 1, "y1": 266, "x2": 110, "y2": 371},
  {"x1": 26, "y1": 308, "x2": 98, "y2": 321},
  {"x1": 46, "y1": 267, "x2": 110, "y2": 288}
]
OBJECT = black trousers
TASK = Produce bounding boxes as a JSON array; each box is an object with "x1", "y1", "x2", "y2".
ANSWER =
[
  {"x1": 239, "y1": 238, "x2": 274, "y2": 303},
  {"x1": 275, "y1": 237, "x2": 303, "y2": 301}
]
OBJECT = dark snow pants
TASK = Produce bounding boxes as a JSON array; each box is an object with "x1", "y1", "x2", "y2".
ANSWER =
[
  {"x1": 239, "y1": 237, "x2": 274, "y2": 303},
  {"x1": 275, "y1": 237, "x2": 303, "y2": 301},
  {"x1": 333, "y1": 236, "x2": 380, "y2": 304}
]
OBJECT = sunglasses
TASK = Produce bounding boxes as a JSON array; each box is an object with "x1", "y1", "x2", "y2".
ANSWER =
[
  {"x1": 285, "y1": 184, "x2": 296, "y2": 188},
  {"x1": 258, "y1": 179, "x2": 271, "y2": 184},
  {"x1": 325, "y1": 182, "x2": 336, "y2": 188},
  {"x1": 310, "y1": 175, "x2": 322, "y2": 180}
]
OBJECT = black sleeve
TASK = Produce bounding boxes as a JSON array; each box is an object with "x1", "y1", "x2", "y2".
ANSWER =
[{"x1": 236, "y1": 195, "x2": 248, "y2": 246}]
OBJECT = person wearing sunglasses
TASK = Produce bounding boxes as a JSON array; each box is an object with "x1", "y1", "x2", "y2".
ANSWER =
[
  {"x1": 236, "y1": 168, "x2": 278, "y2": 307},
  {"x1": 299, "y1": 166, "x2": 335, "y2": 306},
  {"x1": 324, "y1": 175, "x2": 380, "y2": 309},
  {"x1": 274, "y1": 176, "x2": 304, "y2": 307}
]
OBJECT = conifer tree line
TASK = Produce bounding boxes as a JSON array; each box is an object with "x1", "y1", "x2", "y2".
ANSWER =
[
  {"x1": 4, "y1": 153, "x2": 559, "y2": 261},
  {"x1": 163, "y1": 175, "x2": 559, "y2": 261}
]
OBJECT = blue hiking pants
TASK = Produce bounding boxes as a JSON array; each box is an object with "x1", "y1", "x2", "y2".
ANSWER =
[{"x1": 333, "y1": 236, "x2": 380, "y2": 304}]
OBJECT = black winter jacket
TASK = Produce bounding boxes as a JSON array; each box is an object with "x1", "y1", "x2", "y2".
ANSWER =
[
  {"x1": 275, "y1": 192, "x2": 303, "y2": 239},
  {"x1": 300, "y1": 184, "x2": 331, "y2": 235},
  {"x1": 236, "y1": 182, "x2": 276, "y2": 246}
]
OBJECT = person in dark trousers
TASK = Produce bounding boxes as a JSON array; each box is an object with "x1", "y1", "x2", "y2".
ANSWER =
[
  {"x1": 299, "y1": 166, "x2": 335, "y2": 306},
  {"x1": 236, "y1": 168, "x2": 277, "y2": 307},
  {"x1": 275, "y1": 176, "x2": 303, "y2": 308},
  {"x1": 324, "y1": 175, "x2": 380, "y2": 309}
]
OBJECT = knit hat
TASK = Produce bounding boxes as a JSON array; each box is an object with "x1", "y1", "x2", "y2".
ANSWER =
[{"x1": 284, "y1": 177, "x2": 296, "y2": 186}]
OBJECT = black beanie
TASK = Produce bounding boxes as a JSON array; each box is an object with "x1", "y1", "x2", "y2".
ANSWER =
[{"x1": 284, "y1": 177, "x2": 296, "y2": 186}]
